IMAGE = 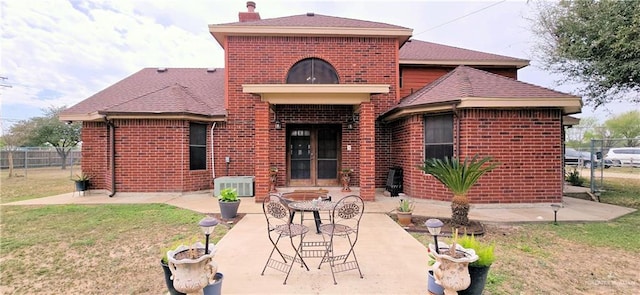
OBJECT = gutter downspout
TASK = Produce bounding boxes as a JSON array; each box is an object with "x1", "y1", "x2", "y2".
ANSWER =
[
  {"x1": 210, "y1": 123, "x2": 216, "y2": 181},
  {"x1": 107, "y1": 119, "x2": 116, "y2": 197},
  {"x1": 452, "y1": 104, "x2": 460, "y2": 158}
]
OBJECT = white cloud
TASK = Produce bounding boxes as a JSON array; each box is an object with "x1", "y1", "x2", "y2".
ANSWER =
[{"x1": 0, "y1": 0, "x2": 636, "y2": 126}]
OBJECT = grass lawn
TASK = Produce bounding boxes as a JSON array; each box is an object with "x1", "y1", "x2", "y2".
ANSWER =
[
  {"x1": 1, "y1": 166, "x2": 79, "y2": 204},
  {"x1": 413, "y1": 177, "x2": 640, "y2": 294}
]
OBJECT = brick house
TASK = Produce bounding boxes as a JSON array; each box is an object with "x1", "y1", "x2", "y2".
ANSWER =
[{"x1": 61, "y1": 2, "x2": 581, "y2": 203}]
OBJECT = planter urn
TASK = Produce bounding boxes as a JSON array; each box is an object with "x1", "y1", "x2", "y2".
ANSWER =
[
  {"x1": 167, "y1": 242, "x2": 218, "y2": 295},
  {"x1": 340, "y1": 170, "x2": 352, "y2": 192},
  {"x1": 429, "y1": 242, "x2": 478, "y2": 295}
]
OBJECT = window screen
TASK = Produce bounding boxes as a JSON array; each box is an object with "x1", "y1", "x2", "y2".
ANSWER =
[
  {"x1": 286, "y1": 58, "x2": 339, "y2": 84},
  {"x1": 190, "y1": 123, "x2": 207, "y2": 170},
  {"x1": 424, "y1": 114, "x2": 454, "y2": 160}
]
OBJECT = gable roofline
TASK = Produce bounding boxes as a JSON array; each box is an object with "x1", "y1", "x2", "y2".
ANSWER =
[
  {"x1": 381, "y1": 65, "x2": 582, "y2": 121},
  {"x1": 60, "y1": 68, "x2": 226, "y2": 122},
  {"x1": 399, "y1": 59, "x2": 529, "y2": 68},
  {"x1": 399, "y1": 39, "x2": 529, "y2": 68},
  {"x1": 209, "y1": 14, "x2": 413, "y2": 48}
]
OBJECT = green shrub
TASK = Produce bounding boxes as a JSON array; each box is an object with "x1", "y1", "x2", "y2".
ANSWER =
[
  {"x1": 565, "y1": 168, "x2": 584, "y2": 186},
  {"x1": 458, "y1": 234, "x2": 495, "y2": 267}
]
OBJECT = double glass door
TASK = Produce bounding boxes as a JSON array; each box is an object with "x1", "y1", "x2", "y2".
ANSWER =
[{"x1": 288, "y1": 125, "x2": 340, "y2": 186}]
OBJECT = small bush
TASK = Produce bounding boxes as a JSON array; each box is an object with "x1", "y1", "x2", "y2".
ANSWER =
[{"x1": 565, "y1": 168, "x2": 584, "y2": 186}]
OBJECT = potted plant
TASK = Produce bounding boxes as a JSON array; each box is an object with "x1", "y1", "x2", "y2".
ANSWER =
[
  {"x1": 429, "y1": 231, "x2": 479, "y2": 295},
  {"x1": 340, "y1": 168, "x2": 353, "y2": 192},
  {"x1": 458, "y1": 235, "x2": 495, "y2": 295},
  {"x1": 418, "y1": 154, "x2": 499, "y2": 227},
  {"x1": 166, "y1": 217, "x2": 224, "y2": 295},
  {"x1": 217, "y1": 187, "x2": 240, "y2": 219},
  {"x1": 427, "y1": 247, "x2": 444, "y2": 295},
  {"x1": 73, "y1": 173, "x2": 90, "y2": 192},
  {"x1": 396, "y1": 198, "x2": 414, "y2": 226},
  {"x1": 161, "y1": 241, "x2": 186, "y2": 295}
]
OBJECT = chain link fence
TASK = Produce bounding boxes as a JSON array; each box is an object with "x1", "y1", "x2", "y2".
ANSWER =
[{"x1": 567, "y1": 139, "x2": 639, "y2": 193}]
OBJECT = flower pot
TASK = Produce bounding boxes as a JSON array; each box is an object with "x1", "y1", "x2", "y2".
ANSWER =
[
  {"x1": 161, "y1": 260, "x2": 186, "y2": 295},
  {"x1": 75, "y1": 180, "x2": 89, "y2": 191},
  {"x1": 203, "y1": 273, "x2": 223, "y2": 295},
  {"x1": 428, "y1": 270, "x2": 444, "y2": 295},
  {"x1": 219, "y1": 200, "x2": 240, "y2": 219},
  {"x1": 459, "y1": 265, "x2": 490, "y2": 295},
  {"x1": 397, "y1": 211, "x2": 412, "y2": 226},
  {"x1": 167, "y1": 243, "x2": 218, "y2": 294},
  {"x1": 429, "y1": 242, "x2": 478, "y2": 295}
]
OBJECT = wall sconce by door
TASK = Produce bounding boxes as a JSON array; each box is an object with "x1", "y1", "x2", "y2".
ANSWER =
[
  {"x1": 275, "y1": 120, "x2": 282, "y2": 130},
  {"x1": 346, "y1": 113, "x2": 357, "y2": 130}
]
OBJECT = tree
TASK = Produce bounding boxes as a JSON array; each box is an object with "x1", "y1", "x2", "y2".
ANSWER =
[
  {"x1": 27, "y1": 106, "x2": 82, "y2": 170},
  {"x1": 605, "y1": 110, "x2": 640, "y2": 147},
  {"x1": 530, "y1": 0, "x2": 640, "y2": 107}
]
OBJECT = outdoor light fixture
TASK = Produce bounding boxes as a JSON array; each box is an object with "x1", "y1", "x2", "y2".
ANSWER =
[
  {"x1": 425, "y1": 218, "x2": 444, "y2": 254},
  {"x1": 199, "y1": 216, "x2": 219, "y2": 254},
  {"x1": 551, "y1": 204, "x2": 561, "y2": 225},
  {"x1": 275, "y1": 120, "x2": 282, "y2": 130}
]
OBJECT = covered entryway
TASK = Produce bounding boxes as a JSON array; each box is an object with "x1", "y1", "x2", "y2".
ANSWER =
[{"x1": 288, "y1": 124, "x2": 340, "y2": 186}]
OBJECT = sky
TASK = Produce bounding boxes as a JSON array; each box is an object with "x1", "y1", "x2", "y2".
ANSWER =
[{"x1": 1, "y1": 0, "x2": 638, "y2": 133}]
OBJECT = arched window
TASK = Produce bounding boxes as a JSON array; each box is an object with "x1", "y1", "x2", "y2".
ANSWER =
[{"x1": 286, "y1": 58, "x2": 339, "y2": 84}]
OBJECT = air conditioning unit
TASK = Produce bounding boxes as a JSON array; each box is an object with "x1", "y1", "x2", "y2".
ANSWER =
[{"x1": 214, "y1": 176, "x2": 255, "y2": 197}]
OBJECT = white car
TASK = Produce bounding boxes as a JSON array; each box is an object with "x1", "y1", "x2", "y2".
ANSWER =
[{"x1": 605, "y1": 148, "x2": 640, "y2": 167}]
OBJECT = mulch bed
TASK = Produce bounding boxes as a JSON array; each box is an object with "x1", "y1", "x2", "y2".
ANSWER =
[{"x1": 388, "y1": 213, "x2": 485, "y2": 236}]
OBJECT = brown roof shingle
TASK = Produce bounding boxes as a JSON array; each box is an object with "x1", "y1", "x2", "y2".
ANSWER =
[
  {"x1": 218, "y1": 13, "x2": 409, "y2": 30},
  {"x1": 400, "y1": 39, "x2": 528, "y2": 66},
  {"x1": 397, "y1": 65, "x2": 578, "y2": 108},
  {"x1": 62, "y1": 68, "x2": 225, "y2": 119}
]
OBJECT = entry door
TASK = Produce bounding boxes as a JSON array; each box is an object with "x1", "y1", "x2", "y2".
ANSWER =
[{"x1": 288, "y1": 125, "x2": 340, "y2": 186}]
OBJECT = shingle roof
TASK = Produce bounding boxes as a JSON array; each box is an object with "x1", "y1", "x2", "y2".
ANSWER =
[
  {"x1": 397, "y1": 65, "x2": 578, "y2": 108},
  {"x1": 218, "y1": 13, "x2": 409, "y2": 30},
  {"x1": 399, "y1": 39, "x2": 528, "y2": 66},
  {"x1": 62, "y1": 68, "x2": 225, "y2": 119}
]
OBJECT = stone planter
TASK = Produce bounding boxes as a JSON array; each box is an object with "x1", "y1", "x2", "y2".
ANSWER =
[
  {"x1": 167, "y1": 242, "x2": 218, "y2": 294},
  {"x1": 429, "y1": 242, "x2": 478, "y2": 295}
]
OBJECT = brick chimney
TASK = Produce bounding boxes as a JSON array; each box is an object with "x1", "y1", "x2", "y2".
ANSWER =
[{"x1": 239, "y1": 1, "x2": 261, "y2": 22}]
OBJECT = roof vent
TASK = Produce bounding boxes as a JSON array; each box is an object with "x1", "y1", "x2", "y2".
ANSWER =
[
  {"x1": 207, "y1": 68, "x2": 217, "y2": 73},
  {"x1": 306, "y1": 12, "x2": 314, "y2": 17},
  {"x1": 157, "y1": 67, "x2": 167, "y2": 72}
]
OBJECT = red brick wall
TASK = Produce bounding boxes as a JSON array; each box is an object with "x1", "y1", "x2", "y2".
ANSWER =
[
  {"x1": 83, "y1": 119, "x2": 213, "y2": 193},
  {"x1": 81, "y1": 122, "x2": 109, "y2": 191},
  {"x1": 225, "y1": 36, "x2": 398, "y2": 200},
  {"x1": 392, "y1": 109, "x2": 563, "y2": 203}
]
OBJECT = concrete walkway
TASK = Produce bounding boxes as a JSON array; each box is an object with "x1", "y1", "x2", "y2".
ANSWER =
[{"x1": 3, "y1": 188, "x2": 636, "y2": 294}]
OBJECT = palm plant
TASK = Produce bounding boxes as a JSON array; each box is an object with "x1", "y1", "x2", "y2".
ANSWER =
[{"x1": 418, "y1": 154, "x2": 499, "y2": 226}]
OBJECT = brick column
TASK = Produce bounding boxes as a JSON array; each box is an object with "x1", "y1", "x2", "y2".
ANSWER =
[
  {"x1": 359, "y1": 102, "x2": 376, "y2": 201},
  {"x1": 254, "y1": 101, "x2": 270, "y2": 202}
]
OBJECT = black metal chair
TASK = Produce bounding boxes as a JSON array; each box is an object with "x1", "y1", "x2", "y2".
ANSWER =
[
  {"x1": 318, "y1": 195, "x2": 364, "y2": 284},
  {"x1": 261, "y1": 193, "x2": 309, "y2": 284}
]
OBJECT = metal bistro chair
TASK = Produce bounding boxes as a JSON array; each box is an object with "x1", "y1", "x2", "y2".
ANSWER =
[
  {"x1": 261, "y1": 194, "x2": 310, "y2": 284},
  {"x1": 318, "y1": 195, "x2": 364, "y2": 284}
]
